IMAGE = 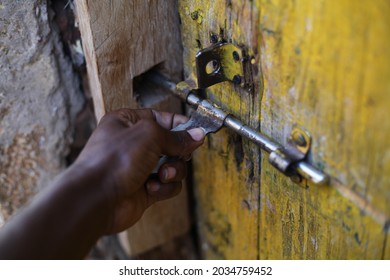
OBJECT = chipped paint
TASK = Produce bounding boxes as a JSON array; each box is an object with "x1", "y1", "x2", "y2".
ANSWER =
[{"x1": 180, "y1": 0, "x2": 390, "y2": 259}]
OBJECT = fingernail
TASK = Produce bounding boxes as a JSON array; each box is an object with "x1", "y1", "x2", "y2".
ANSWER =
[
  {"x1": 163, "y1": 166, "x2": 177, "y2": 180},
  {"x1": 147, "y1": 181, "x2": 160, "y2": 192},
  {"x1": 187, "y1": 128, "x2": 205, "y2": 141}
]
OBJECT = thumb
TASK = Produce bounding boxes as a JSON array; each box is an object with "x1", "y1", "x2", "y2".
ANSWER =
[
  {"x1": 186, "y1": 128, "x2": 206, "y2": 142},
  {"x1": 160, "y1": 127, "x2": 205, "y2": 158}
]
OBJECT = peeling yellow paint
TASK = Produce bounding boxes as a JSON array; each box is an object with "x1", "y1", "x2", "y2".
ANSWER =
[
  {"x1": 179, "y1": 0, "x2": 390, "y2": 259},
  {"x1": 180, "y1": 0, "x2": 262, "y2": 260}
]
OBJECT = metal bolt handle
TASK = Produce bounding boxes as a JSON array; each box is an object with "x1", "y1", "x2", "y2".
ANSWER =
[{"x1": 148, "y1": 72, "x2": 329, "y2": 185}]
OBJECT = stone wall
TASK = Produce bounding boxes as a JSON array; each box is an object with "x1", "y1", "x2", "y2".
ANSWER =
[{"x1": 0, "y1": 0, "x2": 84, "y2": 226}]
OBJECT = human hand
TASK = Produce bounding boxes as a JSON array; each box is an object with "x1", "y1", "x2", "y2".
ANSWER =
[{"x1": 73, "y1": 108, "x2": 205, "y2": 235}]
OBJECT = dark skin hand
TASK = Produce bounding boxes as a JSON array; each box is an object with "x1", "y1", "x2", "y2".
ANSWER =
[{"x1": 0, "y1": 108, "x2": 205, "y2": 259}]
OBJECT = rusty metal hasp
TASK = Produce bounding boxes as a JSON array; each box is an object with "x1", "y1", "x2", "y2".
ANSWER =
[
  {"x1": 148, "y1": 43, "x2": 329, "y2": 186},
  {"x1": 195, "y1": 42, "x2": 245, "y2": 89}
]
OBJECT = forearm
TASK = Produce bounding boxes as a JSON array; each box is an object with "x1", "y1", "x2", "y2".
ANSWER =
[
  {"x1": 0, "y1": 165, "x2": 111, "y2": 259},
  {"x1": 0, "y1": 108, "x2": 204, "y2": 259}
]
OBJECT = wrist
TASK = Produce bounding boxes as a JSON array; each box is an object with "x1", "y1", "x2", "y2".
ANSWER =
[
  {"x1": 61, "y1": 162, "x2": 114, "y2": 236},
  {"x1": 0, "y1": 162, "x2": 114, "y2": 259}
]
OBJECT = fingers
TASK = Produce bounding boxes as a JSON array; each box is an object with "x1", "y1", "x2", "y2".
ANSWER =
[
  {"x1": 182, "y1": 153, "x2": 192, "y2": 161},
  {"x1": 151, "y1": 110, "x2": 189, "y2": 130},
  {"x1": 130, "y1": 118, "x2": 205, "y2": 159},
  {"x1": 100, "y1": 108, "x2": 189, "y2": 130},
  {"x1": 160, "y1": 128, "x2": 205, "y2": 158},
  {"x1": 98, "y1": 109, "x2": 143, "y2": 128},
  {"x1": 186, "y1": 128, "x2": 206, "y2": 142},
  {"x1": 99, "y1": 109, "x2": 205, "y2": 157},
  {"x1": 142, "y1": 160, "x2": 187, "y2": 204},
  {"x1": 158, "y1": 160, "x2": 187, "y2": 183},
  {"x1": 145, "y1": 179, "x2": 183, "y2": 204},
  {"x1": 84, "y1": 108, "x2": 205, "y2": 234}
]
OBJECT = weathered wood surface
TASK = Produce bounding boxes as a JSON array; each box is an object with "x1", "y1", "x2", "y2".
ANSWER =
[
  {"x1": 179, "y1": 0, "x2": 262, "y2": 259},
  {"x1": 75, "y1": 0, "x2": 190, "y2": 255},
  {"x1": 179, "y1": 0, "x2": 390, "y2": 259}
]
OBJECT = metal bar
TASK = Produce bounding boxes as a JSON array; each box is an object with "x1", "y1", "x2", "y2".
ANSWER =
[
  {"x1": 224, "y1": 116, "x2": 280, "y2": 153},
  {"x1": 148, "y1": 72, "x2": 329, "y2": 185},
  {"x1": 224, "y1": 116, "x2": 327, "y2": 185}
]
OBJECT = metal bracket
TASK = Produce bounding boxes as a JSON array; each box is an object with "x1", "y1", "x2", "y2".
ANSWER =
[
  {"x1": 195, "y1": 42, "x2": 248, "y2": 89},
  {"x1": 269, "y1": 126, "x2": 312, "y2": 181},
  {"x1": 172, "y1": 97, "x2": 227, "y2": 135}
]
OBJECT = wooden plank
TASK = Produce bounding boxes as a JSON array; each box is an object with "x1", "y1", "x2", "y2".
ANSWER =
[
  {"x1": 179, "y1": 0, "x2": 390, "y2": 259},
  {"x1": 259, "y1": 170, "x2": 386, "y2": 259},
  {"x1": 179, "y1": 0, "x2": 262, "y2": 259},
  {"x1": 75, "y1": 0, "x2": 190, "y2": 255},
  {"x1": 384, "y1": 231, "x2": 390, "y2": 259},
  {"x1": 75, "y1": 0, "x2": 183, "y2": 120},
  {"x1": 258, "y1": 0, "x2": 390, "y2": 259}
]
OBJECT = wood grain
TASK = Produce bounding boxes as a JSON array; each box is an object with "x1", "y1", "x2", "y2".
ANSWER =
[
  {"x1": 258, "y1": 0, "x2": 389, "y2": 259},
  {"x1": 179, "y1": 0, "x2": 262, "y2": 259},
  {"x1": 76, "y1": 0, "x2": 183, "y2": 120},
  {"x1": 75, "y1": 0, "x2": 190, "y2": 256},
  {"x1": 179, "y1": 0, "x2": 390, "y2": 259}
]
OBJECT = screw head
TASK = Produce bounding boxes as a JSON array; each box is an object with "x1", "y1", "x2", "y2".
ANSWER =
[
  {"x1": 232, "y1": 75, "x2": 241, "y2": 85},
  {"x1": 290, "y1": 174, "x2": 302, "y2": 184},
  {"x1": 210, "y1": 34, "x2": 218, "y2": 43},
  {"x1": 191, "y1": 11, "x2": 198, "y2": 20},
  {"x1": 232, "y1": 51, "x2": 240, "y2": 61},
  {"x1": 292, "y1": 131, "x2": 307, "y2": 147}
]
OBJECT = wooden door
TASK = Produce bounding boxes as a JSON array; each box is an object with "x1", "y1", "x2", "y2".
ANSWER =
[
  {"x1": 76, "y1": 0, "x2": 389, "y2": 259},
  {"x1": 75, "y1": 0, "x2": 191, "y2": 256},
  {"x1": 179, "y1": 0, "x2": 390, "y2": 259}
]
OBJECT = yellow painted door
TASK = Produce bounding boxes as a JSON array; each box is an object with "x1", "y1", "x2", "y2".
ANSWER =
[{"x1": 179, "y1": 0, "x2": 390, "y2": 259}]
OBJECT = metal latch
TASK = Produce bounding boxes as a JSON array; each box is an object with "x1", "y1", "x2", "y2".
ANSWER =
[
  {"x1": 149, "y1": 43, "x2": 329, "y2": 185},
  {"x1": 195, "y1": 42, "x2": 246, "y2": 89}
]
